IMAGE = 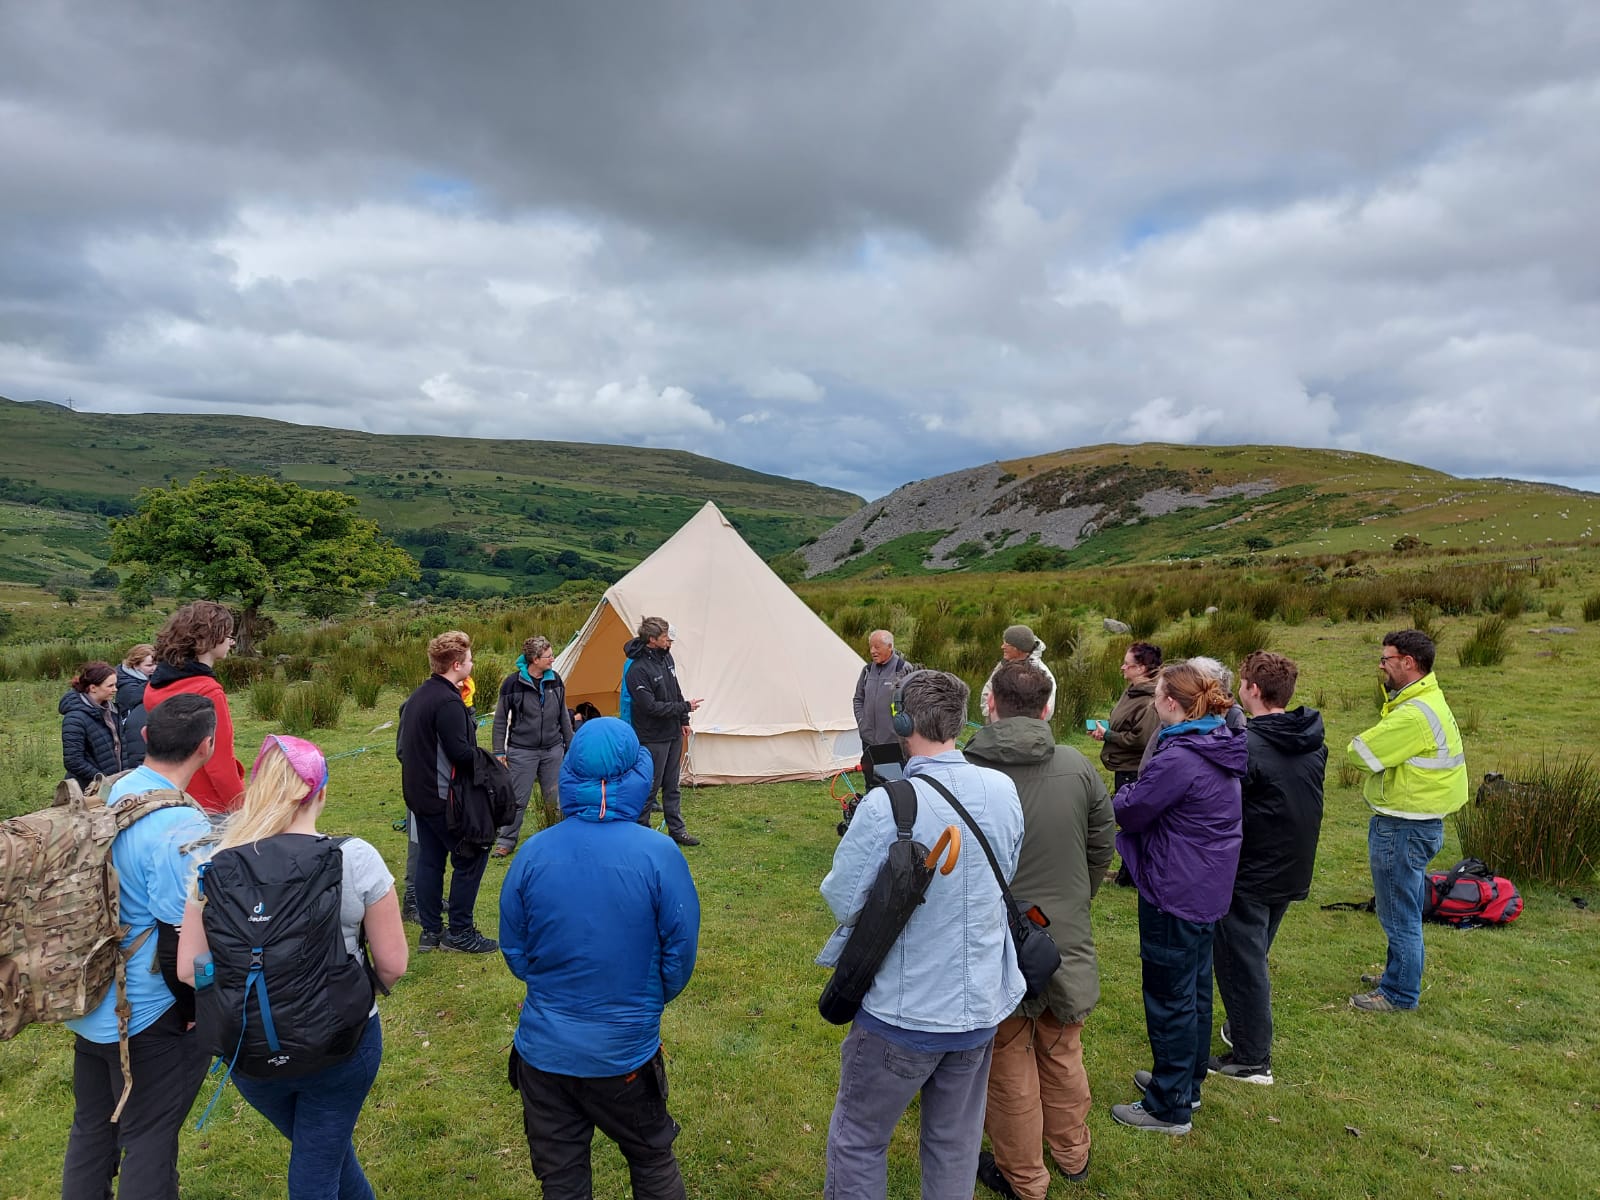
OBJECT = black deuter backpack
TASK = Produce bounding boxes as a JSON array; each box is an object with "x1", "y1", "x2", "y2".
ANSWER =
[{"x1": 196, "y1": 835, "x2": 375, "y2": 1082}]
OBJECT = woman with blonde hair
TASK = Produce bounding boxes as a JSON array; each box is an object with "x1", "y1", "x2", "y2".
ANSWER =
[
  {"x1": 117, "y1": 643, "x2": 157, "y2": 768},
  {"x1": 1109, "y1": 661, "x2": 1246, "y2": 1136},
  {"x1": 178, "y1": 735, "x2": 407, "y2": 1199}
]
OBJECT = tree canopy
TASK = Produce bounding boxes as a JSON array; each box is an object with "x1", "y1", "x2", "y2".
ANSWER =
[{"x1": 110, "y1": 470, "x2": 417, "y2": 651}]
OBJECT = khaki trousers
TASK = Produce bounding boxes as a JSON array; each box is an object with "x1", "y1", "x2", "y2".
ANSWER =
[{"x1": 983, "y1": 1012, "x2": 1092, "y2": 1198}]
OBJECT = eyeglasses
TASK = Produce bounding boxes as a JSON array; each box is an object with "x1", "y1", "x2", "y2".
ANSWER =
[{"x1": 1379, "y1": 653, "x2": 1404, "y2": 665}]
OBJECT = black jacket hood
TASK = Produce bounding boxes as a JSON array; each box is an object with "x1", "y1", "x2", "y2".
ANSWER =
[
  {"x1": 1247, "y1": 707, "x2": 1325, "y2": 756},
  {"x1": 148, "y1": 660, "x2": 217, "y2": 691}
]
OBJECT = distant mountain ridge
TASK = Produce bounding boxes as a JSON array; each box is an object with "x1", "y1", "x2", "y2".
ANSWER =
[
  {"x1": 801, "y1": 443, "x2": 1600, "y2": 578},
  {"x1": 0, "y1": 397, "x2": 861, "y2": 590}
]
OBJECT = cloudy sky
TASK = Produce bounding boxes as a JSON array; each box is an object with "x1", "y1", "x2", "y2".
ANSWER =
[{"x1": 2, "y1": 1, "x2": 1596, "y2": 498}]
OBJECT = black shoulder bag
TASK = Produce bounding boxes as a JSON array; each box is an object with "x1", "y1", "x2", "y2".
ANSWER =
[{"x1": 918, "y1": 775, "x2": 1062, "y2": 998}]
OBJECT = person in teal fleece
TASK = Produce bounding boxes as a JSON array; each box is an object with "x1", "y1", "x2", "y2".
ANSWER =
[
  {"x1": 490, "y1": 635, "x2": 573, "y2": 855},
  {"x1": 499, "y1": 716, "x2": 700, "y2": 1199}
]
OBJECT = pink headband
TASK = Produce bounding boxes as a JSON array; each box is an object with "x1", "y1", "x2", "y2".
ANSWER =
[{"x1": 252, "y1": 734, "x2": 329, "y2": 803}]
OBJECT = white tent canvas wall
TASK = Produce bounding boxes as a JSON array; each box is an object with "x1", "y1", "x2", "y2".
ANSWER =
[{"x1": 554, "y1": 501, "x2": 867, "y2": 784}]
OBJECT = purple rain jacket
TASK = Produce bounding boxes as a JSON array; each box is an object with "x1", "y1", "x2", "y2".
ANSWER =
[{"x1": 1113, "y1": 721, "x2": 1248, "y2": 923}]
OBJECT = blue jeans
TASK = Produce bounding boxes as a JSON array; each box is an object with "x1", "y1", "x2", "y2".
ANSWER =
[
  {"x1": 233, "y1": 1014, "x2": 383, "y2": 1200},
  {"x1": 1368, "y1": 814, "x2": 1445, "y2": 1009},
  {"x1": 825, "y1": 1022, "x2": 994, "y2": 1200},
  {"x1": 1137, "y1": 897, "x2": 1213, "y2": 1123}
]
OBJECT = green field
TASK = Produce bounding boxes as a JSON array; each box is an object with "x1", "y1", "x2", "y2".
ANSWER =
[
  {"x1": 2, "y1": 544, "x2": 1598, "y2": 1197},
  {"x1": 0, "y1": 397, "x2": 861, "y2": 593}
]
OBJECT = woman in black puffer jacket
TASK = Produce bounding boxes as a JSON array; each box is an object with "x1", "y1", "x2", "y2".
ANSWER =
[{"x1": 60, "y1": 661, "x2": 123, "y2": 788}]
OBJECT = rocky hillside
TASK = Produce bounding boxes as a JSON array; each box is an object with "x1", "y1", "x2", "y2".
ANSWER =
[{"x1": 802, "y1": 443, "x2": 1600, "y2": 578}]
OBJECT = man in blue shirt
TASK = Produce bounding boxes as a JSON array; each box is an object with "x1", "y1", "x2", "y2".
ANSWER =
[
  {"x1": 821, "y1": 670, "x2": 1024, "y2": 1199},
  {"x1": 62, "y1": 694, "x2": 218, "y2": 1200}
]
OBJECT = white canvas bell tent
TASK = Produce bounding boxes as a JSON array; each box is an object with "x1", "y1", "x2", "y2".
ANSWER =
[{"x1": 554, "y1": 501, "x2": 866, "y2": 784}]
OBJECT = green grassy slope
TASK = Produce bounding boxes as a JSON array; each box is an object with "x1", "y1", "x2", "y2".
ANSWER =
[{"x1": 0, "y1": 398, "x2": 861, "y2": 587}]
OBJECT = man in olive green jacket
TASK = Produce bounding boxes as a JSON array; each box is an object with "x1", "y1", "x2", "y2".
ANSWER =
[{"x1": 964, "y1": 660, "x2": 1115, "y2": 1197}]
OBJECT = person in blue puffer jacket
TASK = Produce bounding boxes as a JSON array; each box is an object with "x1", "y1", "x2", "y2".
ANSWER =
[{"x1": 499, "y1": 717, "x2": 701, "y2": 1200}]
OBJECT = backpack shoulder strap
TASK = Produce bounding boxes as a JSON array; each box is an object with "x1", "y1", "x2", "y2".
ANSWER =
[
  {"x1": 107, "y1": 788, "x2": 201, "y2": 832},
  {"x1": 883, "y1": 779, "x2": 917, "y2": 840}
]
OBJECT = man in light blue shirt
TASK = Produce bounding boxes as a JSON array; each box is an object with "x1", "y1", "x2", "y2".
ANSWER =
[
  {"x1": 821, "y1": 670, "x2": 1024, "y2": 1200},
  {"x1": 62, "y1": 694, "x2": 218, "y2": 1200}
]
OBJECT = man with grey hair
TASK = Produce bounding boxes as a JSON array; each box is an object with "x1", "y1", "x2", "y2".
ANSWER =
[
  {"x1": 822, "y1": 670, "x2": 1025, "y2": 1198},
  {"x1": 622, "y1": 616, "x2": 704, "y2": 846},
  {"x1": 852, "y1": 629, "x2": 916, "y2": 788},
  {"x1": 491, "y1": 634, "x2": 573, "y2": 855}
]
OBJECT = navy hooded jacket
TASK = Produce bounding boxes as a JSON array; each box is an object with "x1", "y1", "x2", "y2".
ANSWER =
[{"x1": 499, "y1": 718, "x2": 700, "y2": 1076}]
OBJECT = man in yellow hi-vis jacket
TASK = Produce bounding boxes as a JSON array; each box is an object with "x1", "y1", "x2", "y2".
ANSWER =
[{"x1": 1346, "y1": 630, "x2": 1468, "y2": 1012}]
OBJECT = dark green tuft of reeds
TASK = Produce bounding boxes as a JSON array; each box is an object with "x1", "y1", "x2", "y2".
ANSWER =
[
  {"x1": 1582, "y1": 593, "x2": 1600, "y2": 622},
  {"x1": 1456, "y1": 757, "x2": 1600, "y2": 887},
  {"x1": 249, "y1": 673, "x2": 286, "y2": 721},
  {"x1": 1458, "y1": 614, "x2": 1511, "y2": 668}
]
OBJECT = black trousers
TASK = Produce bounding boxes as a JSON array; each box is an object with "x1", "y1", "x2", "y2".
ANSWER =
[
  {"x1": 1212, "y1": 894, "x2": 1290, "y2": 1066},
  {"x1": 637, "y1": 736, "x2": 687, "y2": 839},
  {"x1": 1137, "y1": 896, "x2": 1214, "y2": 1124},
  {"x1": 512, "y1": 1049, "x2": 685, "y2": 1200},
  {"x1": 61, "y1": 1004, "x2": 210, "y2": 1200},
  {"x1": 413, "y1": 808, "x2": 489, "y2": 937}
]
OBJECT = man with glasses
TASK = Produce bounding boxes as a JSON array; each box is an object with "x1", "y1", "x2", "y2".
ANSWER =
[
  {"x1": 491, "y1": 635, "x2": 574, "y2": 855},
  {"x1": 1346, "y1": 630, "x2": 1468, "y2": 1012}
]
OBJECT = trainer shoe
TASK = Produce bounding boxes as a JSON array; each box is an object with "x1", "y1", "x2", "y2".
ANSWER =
[
  {"x1": 1055, "y1": 1150, "x2": 1090, "y2": 1184},
  {"x1": 401, "y1": 890, "x2": 419, "y2": 924},
  {"x1": 1350, "y1": 989, "x2": 1399, "y2": 1012},
  {"x1": 1110, "y1": 1101, "x2": 1191, "y2": 1135},
  {"x1": 975, "y1": 1151, "x2": 1021, "y2": 1199},
  {"x1": 442, "y1": 926, "x2": 499, "y2": 955},
  {"x1": 1219, "y1": 1018, "x2": 1233, "y2": 1047},
  {"x1": 1208, "y1": 1054, "x2": 1273, "y2": 1085},
  {"x1": 1132, "y1": 1070, "x2": 1200, "y2": 1110},
  {"x1": 418, "y1": 929, "x2": 441, "y2": 952},
  {"x1": 672, "y1": 833, "x2": 701, "y2": 847}
]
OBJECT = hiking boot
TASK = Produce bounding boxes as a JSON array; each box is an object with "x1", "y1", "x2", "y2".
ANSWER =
[
  {"x1": 1208, "y1": 1054, "x2": 1273, "y2": 1085},
  {"x1": 1055, "y1": 1150, "x2": 1090, "y2": 1184},
  {"x1": 418, "y1": 929, "x2": 441, "y2": 952},
  {"x1": 442, "y1": 926, "x2": 499, "y2": 955},
  {"x1": 1110, "y1": 1101, "x2": 1191, "y2": 1135},
  {"x1": 672, "y1": 833, "x2": 701, "y2": 847},
  {"x1": 1219, "y1": 1018, "x2": 1233, "y2": 1047},
  {"x1": 976, "y1": 1151, "x2": 1021, "y2": 1199},
  {"x1": 1350, "y1": 989, "x2": 1399, "y2": 1012},
  {"x1": 1132, "y1": 1070, "x2": 1200, "y2": 1110},
  {"x1": 401, "y1": 891, "x2": 419, "y2": 924}
]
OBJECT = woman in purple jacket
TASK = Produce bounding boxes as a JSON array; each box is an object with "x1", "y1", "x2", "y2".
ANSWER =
[{"x1": 1110, "y1": 660, "x2": 1246, "y2": 1135}]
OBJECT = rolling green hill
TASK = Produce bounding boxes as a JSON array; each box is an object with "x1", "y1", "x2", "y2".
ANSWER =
[
  {"x1": 801, "y1": 442, "x2": 1600, "y2": 578},
  {"x1": 0, "y1": 398, "x2": 861, "y2": 592}
]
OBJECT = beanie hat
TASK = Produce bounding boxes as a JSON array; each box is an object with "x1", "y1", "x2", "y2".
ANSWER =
[{"x1": 1003, "y1": 624, "x2": 1040, "y2": 654}]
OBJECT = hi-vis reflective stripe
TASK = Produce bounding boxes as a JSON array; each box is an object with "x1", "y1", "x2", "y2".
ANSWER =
[
  {"x1": 1399, "y1": 699, "x2": 1465, "y2": 769},
  {"x1": 1351, "y1": 736, "x2": 1385, "y2": 773}
]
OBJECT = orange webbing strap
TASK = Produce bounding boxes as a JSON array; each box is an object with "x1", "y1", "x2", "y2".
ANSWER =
[{"x1": 109, "y1": 926, "x2": 156, "y2": 1123}]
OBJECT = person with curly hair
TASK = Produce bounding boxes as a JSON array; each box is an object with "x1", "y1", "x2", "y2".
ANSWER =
[{"x1": 142, "y1": 601, "x2": 244, "y2": 816}]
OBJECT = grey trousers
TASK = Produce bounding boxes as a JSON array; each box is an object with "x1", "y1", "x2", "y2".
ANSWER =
[
  {"x1": 498, "y1": 745, "x2": 564, "y2": 850},
  {"x1": 637, "y1": 736, "x2": 687, "y2": 840},
  {"x1": 824, "y1": 1021, "x2": 994, "y2": 1200}
]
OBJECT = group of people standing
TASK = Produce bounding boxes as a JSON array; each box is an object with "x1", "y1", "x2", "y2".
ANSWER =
[
  {"x1": 49, "y1": 596, "x2": 1469, "y2": 1200},
  {"x1": 834, "y1": 624, "x2": 1467, "y2": 1197}
]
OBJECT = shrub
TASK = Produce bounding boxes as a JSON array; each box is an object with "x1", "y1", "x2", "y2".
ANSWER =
[
  {"x1": 1457, "y1": 614, "x2": 1511, "y2": 668},
  {"x1": 279, "y1": 684, "x2": 316, "y2": 736},
  {"x1": 1407, "y1": 601, "x2": 1443, "y2": 647},
  {"x1": 250, "y1": 674, "x2": 286, "y2": 721},
  {"x1": 1456, "y1": 757, "x2": 1600, "y2": 887},
  {"x1": 306, "y1": 675, "x2": 346, "y2": 728}
]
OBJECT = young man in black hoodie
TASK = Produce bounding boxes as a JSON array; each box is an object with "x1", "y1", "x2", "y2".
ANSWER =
[
  {"x1": 1210, "y1": 651, "x2": 1327, "y2": 1084},
  {"x1": 621, "y1": 617, "x2": 703, "y2": 846}
]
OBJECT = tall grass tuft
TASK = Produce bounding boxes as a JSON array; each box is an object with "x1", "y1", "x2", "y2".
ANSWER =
[
  {"x1": 250, "y1": 673, "x2": 286, "y2": 721},
  {"x1": 1458, "y1": 614, "x2": 1511, "y2": 668},
  {"x1": 1337, "y1": 758, "x2": 1364, "y2": 791},
  {"x1": 1582, "y1": 593, "x2": 1600, "y2": 622},
  {"x1": 1456, "y1": 757, "x2": 1600, "y2": 887},
  {"x1": 1408, "y1": 601, "x2": 1443, "y2": 646},
  {"x1": 279, "y1": 684, "x2": 316, "y2": 736},
  {"x1": 306, "y1": 675, "x2": 346, "y2": 728},
  {"x1": 350, "y1": 666, "x2": 385, "y2": 710}
]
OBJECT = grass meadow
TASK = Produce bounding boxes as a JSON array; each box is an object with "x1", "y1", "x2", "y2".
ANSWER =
[{"x1": 3, "y1": 547, "x2": 1600, "y2": 1198}]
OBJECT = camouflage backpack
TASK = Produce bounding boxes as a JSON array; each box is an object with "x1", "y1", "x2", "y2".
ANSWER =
[{"x1": 0, "y1": 772, "x2": 200, "y2": 1118}]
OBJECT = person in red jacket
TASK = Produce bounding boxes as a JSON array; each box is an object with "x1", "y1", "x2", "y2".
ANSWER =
[{"x1": 142, "y1": 601, "x2": 245, "y2": 818}]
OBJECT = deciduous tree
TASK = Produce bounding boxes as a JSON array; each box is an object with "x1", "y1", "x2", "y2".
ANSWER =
[{"x1": 110, "y1": 470, "x2": 417, "y2": 652}]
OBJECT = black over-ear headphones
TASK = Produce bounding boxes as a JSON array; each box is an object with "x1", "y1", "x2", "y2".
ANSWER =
[{"x1": 889, "y1": 670, "x2": 927, "y2": 738}]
